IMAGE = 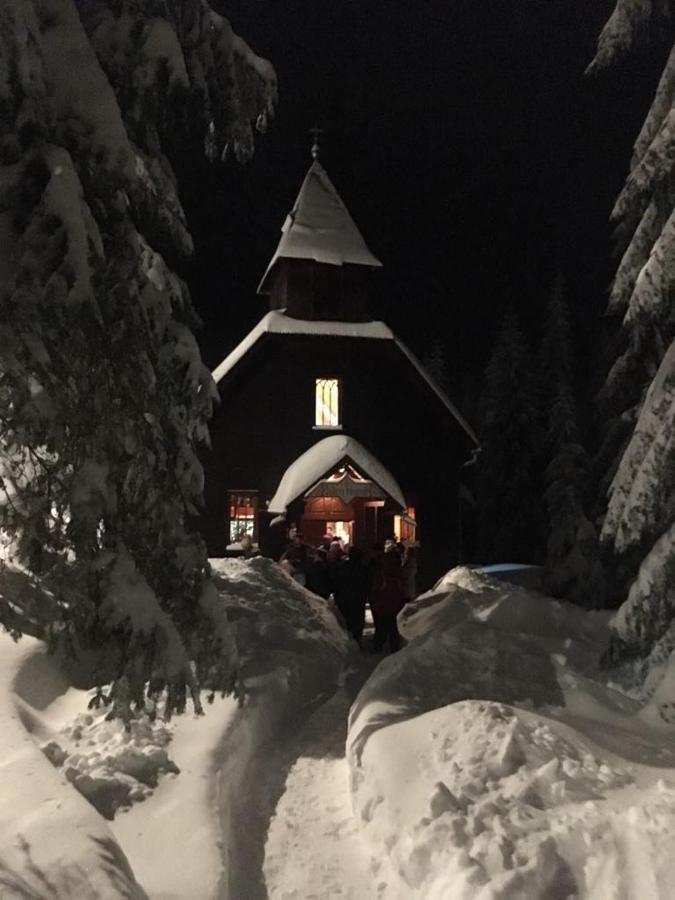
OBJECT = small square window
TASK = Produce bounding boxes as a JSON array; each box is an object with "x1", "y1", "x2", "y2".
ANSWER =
[
  {"x1": 228, "y1": 491, "x2": 258, "y2": 543},
  {"x1": 315, "y1": 378, "x2": 340, "y2": 427}
]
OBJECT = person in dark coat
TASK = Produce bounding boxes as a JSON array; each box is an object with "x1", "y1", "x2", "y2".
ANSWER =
[
  {"x1": 334, "y1": 547, "x2": 370, "y2": 646},
  {"x1": 370, "y1": 549, "x2": 405, "y2": 653},
  {"x1": 306, "y1": 548, "x2": 332, "y2": 599},
  {"x1": 401, "y1": 545, "x2": 418, "y2": 603},
  {"x1": 280, "y1": 531, "x2": 311, "y2": 585}
]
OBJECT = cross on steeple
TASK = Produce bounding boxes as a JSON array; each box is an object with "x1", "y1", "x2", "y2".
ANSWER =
[{"x1": 310, "y1": 124, "x2": 323, "y2": 160}]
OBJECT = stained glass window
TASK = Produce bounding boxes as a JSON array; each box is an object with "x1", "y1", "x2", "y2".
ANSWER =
[{"x1": 315, "y1": 378, "x2": 340, "y2": 427}]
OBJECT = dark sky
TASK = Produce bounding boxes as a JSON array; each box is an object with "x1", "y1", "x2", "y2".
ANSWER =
[{"x1": 175, "y1": 1, "x2": 667, "y2": 405}]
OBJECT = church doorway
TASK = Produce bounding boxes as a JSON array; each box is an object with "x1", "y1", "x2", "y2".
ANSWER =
[{"x1": 301, "y1": 496, "x2": 354, "y2": 548}]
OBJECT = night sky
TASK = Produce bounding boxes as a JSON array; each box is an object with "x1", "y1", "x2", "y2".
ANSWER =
[{"x1": 175, "y1": 1, "x2": 668, "y2": 411}]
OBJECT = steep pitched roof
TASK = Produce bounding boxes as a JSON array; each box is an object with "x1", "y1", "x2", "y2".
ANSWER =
[
  {"x1": 211, "y1": 311, "x2": 479, "y2": 447},
  {"x1": 257, "y1": 161, "x2": 382, "y2": 293},
  {"x1": 267, "y1": 434, "x2": 406, "y2": 515}
]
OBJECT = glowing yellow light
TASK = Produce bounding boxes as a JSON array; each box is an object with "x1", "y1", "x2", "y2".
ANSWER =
[{"x1": 315, "y1": 378, "x2": 340, "y2": 427}]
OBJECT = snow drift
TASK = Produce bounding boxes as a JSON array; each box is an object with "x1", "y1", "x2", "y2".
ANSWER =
[
  {"x1": 348, "y1": 567, "x2": 675, "y2": 899},
  {"x1": 0, "y1": 556, "x2": 349, "y2": 898}
]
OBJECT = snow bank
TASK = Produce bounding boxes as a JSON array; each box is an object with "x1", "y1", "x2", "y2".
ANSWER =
[
  {"x1": 210, "y1": 555, "x2": 348, "y2": 702},
  {"x1": 348, "y1": 567, "x2": 675, "y2": 899},
  {"x1": 0, "y1": 633, "x2": 147, "y2": 898},
  {"x1": 0, "y1": 556, "x2": 349, "y2": 899}
]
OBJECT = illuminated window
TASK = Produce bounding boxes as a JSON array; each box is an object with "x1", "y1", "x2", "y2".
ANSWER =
[
  {"x1": 393, "y1": 507, "x2": 417, "y2": 543},
  {"x1": 315, "y1": 378, "x2": 341, "y2": 428},
  {"x1": 228, "y1": 492, "x2": 258, "y2": 543}
]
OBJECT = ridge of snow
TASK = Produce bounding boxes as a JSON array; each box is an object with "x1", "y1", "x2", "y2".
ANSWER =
[
  {"x1": 267, "y1": 434, "x2": 407, "y2": 515},
  {"x1": 348, "y1": 566, "x2": 675, "y2": 899},
  {"x1": 258, "y1": 160, "x2": 381, "y2": 292},
  {"x1": 0, "y1": 633, "x2": 147, "y2": 898},
  {"x1": 211, "y1": 311, "x2": 393, "y2": 385},
  {"x1": 212, "y1": 311, "x2": 478, "y2": 445}
]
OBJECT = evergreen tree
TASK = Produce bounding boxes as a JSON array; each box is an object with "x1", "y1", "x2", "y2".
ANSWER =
[
  {"x1": 422, "y1": 339, "x2": 449, "y2": 394},
  {"x1": 0, "y1": 0, "x2": 276, "y2": 717},
  {"x1": 539, "y1": 277, "x2": 604, "y2": 607},
  {"x1": 589, "y1": 2, "x2": 675, "y2": 664},
  {"x1": 477, "y1": 309, "x2": 543, "y2": 563}
]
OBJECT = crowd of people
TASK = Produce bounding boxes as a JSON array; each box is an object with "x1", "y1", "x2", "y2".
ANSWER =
[{"x1": 279, "y1": 529, "x2": 418, "y2": 653}]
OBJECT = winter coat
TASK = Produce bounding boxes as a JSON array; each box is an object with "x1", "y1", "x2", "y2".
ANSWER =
[
  {"x1": 401, "y1": 558, "x2": 418, "y2": 601},
  {"x1": 369, "y1": 564, "x2": 405, "y2": 616},
  {"x1": 281, "y1": 541, "x2": 311, "y2": 576},
  {"x1": 306, "y1": 558, "x2": 332, "y2": 599},
  {"x1": 334, "y1": 557, "x2": 370, "y2": 610}
]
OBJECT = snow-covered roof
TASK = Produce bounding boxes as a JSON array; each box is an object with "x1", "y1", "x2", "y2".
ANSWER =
[
  {"x1": 267, "y1": 435, "x2": 406, "y2": 515},
  {"x1": 257, "y1": 161, "x2": 382, "y2": 293},
  {"x1": 211, "y1": 311, "x2": 479, "y2": 446}
]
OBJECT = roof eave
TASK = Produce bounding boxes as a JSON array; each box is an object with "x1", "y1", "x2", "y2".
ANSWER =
[{"x1": 256, "y1": 253, "x2": 383, "y2": 296}]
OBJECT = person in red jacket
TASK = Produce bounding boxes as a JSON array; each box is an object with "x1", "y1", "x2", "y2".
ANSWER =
[{"x1": 370, "y1": 547, "x2": 405, "y2": 652}]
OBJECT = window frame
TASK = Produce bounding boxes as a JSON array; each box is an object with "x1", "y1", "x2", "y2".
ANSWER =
[
  {"x1": 227, "y1": 490, "x2": 259, "y2": 544},
  {"x1": 313, "y1": 376, "x2": 342, "y2": 430}
]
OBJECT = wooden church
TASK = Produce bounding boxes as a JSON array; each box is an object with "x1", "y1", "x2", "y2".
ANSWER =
[{"x1": 203, "y1": 148, "x2": 479, "y2": 588}]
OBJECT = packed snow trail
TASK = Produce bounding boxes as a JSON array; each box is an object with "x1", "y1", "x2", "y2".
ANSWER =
[{"x1": 222, "y1": 656, "x2": 403, "y2": 900}]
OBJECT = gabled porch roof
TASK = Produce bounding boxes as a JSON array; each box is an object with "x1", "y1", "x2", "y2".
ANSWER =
[{"x1": 267, "y1": 435, "x2": 406, "y2": 516}]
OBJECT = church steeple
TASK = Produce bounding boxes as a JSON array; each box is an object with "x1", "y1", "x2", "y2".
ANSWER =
[{"x1": 257, "y1": 153, "x2": 382, "y2": 322}]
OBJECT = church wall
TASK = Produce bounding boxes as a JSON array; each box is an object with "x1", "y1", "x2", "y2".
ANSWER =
[{"x1": 203, "y1": 333, "x2": 473, "y2": 589}]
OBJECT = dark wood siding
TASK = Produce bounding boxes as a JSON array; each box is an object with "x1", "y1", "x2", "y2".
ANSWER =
[{"x1": 203, "y1": 333, "x2": 473, "y2": 589}]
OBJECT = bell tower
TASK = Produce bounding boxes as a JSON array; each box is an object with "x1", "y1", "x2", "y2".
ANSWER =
[{"x1": 257, "y1": 136, "x2": 382, "y2": 322}]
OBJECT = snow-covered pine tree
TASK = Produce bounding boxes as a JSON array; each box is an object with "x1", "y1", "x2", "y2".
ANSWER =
[
  {"x1": 477, "y1": 309, "x2": 543, "y2": 564},
  {"x1": 0, "y1": 0, "x2": 276, "y2": 716},
  {"x1": 422, "y1": 339, "x2": 449, "y2": 394},
  {"x1": 539, "y1": 277, "x2": 604, "y2": 607},
  {"x1": 589, "y1": 1, "x2": 675, "y2": 664}
]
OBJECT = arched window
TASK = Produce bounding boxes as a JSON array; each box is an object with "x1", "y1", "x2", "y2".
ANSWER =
[{"x1": 315, "y1": 378, "x2": 341, "y2": 428}]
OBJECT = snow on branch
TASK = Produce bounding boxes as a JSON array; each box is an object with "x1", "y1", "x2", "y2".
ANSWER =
[
  {"x1": 633, "y1": 42, "x2": 675, "y2": 166},
  {"x1": 612, "y1": 107, "x2": 675, "y2": 225},
  {"x1": 623, "y1": 206, "x2": 675, "y2": 329},
  {"x1": 588, "y1": 0, "x2": 670, "y2": 73},
  {"x1": 603, "y1": 340, "x2": 675, "y2": 552}
]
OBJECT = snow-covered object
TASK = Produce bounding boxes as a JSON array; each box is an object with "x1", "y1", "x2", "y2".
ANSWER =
[
  {"x1": 603, "y1": 341, "x2": 675, "y2": 552},
  {"x1": 613, "y1": 106, "x2": 675, "y2": 226},
  {"x1": 611, "y1": 522, "x2": 675, "y2": 659},
  {"x1": 212, "y1": 310, "x2": 393, "y2": 382},
  {"x1": 212, "y1": 310, "x2": 479, "y2": 445},
  {"x1": 348, "y1": 567, "x2": 675, "y2": 898},
  {"x1": 0, "y1": 634, "x2": 147, "y2": 897},
  {"x1": 588, "y1": 0, "x2": 668, "y2": 72},
  {"x1": 210, "y1": 556, "x2": 349, "y2": 688},
  {"x1": 257, "y1": 160, "x2": 381, "y2": 293},
  {"x1": 41, "y1": 710, "x2": 179, "y2": 820},
  {"x1": 624, "y1": 206, "x2": 675, "y2": 328},
  {"x1": 634, "y1": 42, "x2": 675, "y2": 166},
  {"x1": 267, "y1": 434, "x2": 406, "y2": 515},
  {"x1": 592, "y1": 2, "x2": 675, "y2": 664},
  {"x1": 0, "y1": 0, "x2": 275, "y2": 716},
  {"x1": 478, "y1": 308, "x2": 542, "y2": 562},
  {"x1": 539, "y1": 280, "x2": 604, "y2": 607},
  {"x1": 609, "y1": 199, "x2": 663, "y2": 314},
  {"x1": 0, "y1": 557, "x2": 349, "y2": 899}
]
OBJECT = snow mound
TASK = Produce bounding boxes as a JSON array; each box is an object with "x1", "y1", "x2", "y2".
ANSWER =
[
  {"x1": 42, "y1": 711, "x2": 179, "y2": 820},
  {"x1": 351, "y1": 699, "x2": 675, "y2": 899},
  {"x1": 348, "y1": 566, "x2": 675, "y2": 898},
  {"x1": 0, "y1": 635, "x2": 147, "y2": 898},
  {"x1": 212, "y1": 556, "x2": 349, "y2": 707},
  {"x1": 400, "y1": 565, "x2": 606, "y2": 645}
]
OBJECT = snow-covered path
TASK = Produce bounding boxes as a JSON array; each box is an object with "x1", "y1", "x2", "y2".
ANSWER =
[{"x1": 223, "y1": 660, "x2": 403, "y2": 900}]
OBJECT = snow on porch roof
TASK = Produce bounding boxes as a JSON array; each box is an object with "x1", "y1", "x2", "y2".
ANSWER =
[
  {"x1": 257, "y1": 160, "x2": 382, "y2": 294},
  {"x1": 211, "y1": 311, "x2": 479, "y2": 446},
  {"x1": 267, "y1": 434, "x2": 406, "y2": 515}
]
